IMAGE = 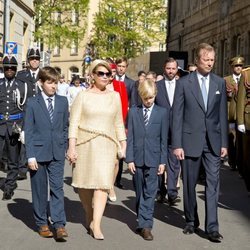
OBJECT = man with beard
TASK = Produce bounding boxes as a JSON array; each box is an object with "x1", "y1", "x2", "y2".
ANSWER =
[{"x1": 155, "y1": 57, "x2": 181, "y2": 205}]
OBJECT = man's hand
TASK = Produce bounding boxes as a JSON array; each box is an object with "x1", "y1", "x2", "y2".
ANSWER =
[
  {"x1": 128, "y1": 162, "x2": 136, "y2": 174},
  {"x1": 158, "y1": 164, "x2": 165, "y2": 175},
  {"x1": 173, "y1": 148, "x2": 185, "y2": 160},
  {"x1": 28, "y1": 159, "x2": 38, "y2": 171},
  {"x1": 221, "y1": 147, "x2": 228, "y2": 158}
]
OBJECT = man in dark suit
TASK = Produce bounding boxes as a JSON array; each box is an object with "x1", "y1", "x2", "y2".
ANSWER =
[
  {"x1": 0, "y1": 55, "x2": 27, "y2": 200},
  {"x1": 115, "y1": 56, "x2": 135, "y2": 189},
  {"x1": 155, "y1": 57, "x2": 181, "y2": 205},
  {"x1": 25, "y1": 67, "x2": 69, "y2": 240},
  {"x1": 16, "y1": 47, "x2": 42, "y2": 180},
  {"x1": 172, "y1": 43, "x2": 228, "y2": 243},
  {"x1": 115, "y1": 56, "x2": 135, "y2": 102},
  {"x1": 126, "y1": 80, "x2": 168, "y2": 241}
]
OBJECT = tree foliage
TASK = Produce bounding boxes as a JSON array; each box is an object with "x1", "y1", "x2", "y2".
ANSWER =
[
  {"x1": 91, "y1": 0, "x2": 167, "y2": 59},
  {"x1": 34, "y1": 0, "x2": 89, "y2": 50}
]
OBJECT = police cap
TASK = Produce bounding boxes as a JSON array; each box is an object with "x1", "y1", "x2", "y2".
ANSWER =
[
  {"x1": 27, "y1": 48, "x2": 41, "y2": 60},
  {"x1": 229, "y1": 56, "x2": 244, "y2": 66},
  {"x1": 2, "y1": 55, "x2": 18, "y2": 67}
]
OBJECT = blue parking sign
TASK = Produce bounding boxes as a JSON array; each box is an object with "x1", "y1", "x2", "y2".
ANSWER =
[{"x1": 5, "y1": 42, "x2": 18, "y2": 55}]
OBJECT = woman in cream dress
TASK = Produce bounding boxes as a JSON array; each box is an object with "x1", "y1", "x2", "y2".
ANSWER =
[{"x1": 67, "y1": 60, "x2": 126, "y2": 240}]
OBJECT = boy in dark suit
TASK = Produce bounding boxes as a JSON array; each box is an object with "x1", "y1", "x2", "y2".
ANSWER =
[
  {"x1": 126, "y1": 80, "x2": 169, "y2": 241},
  {"x1": 25, "y1": 67, "x2": 69, "y2": 240}
]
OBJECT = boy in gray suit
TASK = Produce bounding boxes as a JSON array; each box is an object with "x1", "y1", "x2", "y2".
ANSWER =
[
  {"x1": 25, "y1": 67, "x2": 69, "y2": 240},
  {"x1": 126, "y1": 80, "x2": 169, "y2": 241}
]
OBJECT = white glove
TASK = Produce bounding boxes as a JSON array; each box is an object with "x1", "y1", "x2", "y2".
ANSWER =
[
  {"x1": 238, "y1": 124, "x2": 246, "y2": 133},
  {"x1": 19, "y1": 131, "x2": 25, "y2": 144}
]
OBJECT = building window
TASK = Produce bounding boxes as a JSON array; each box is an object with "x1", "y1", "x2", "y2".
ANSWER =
[
  {"x1": 71, "y1": 39, "x2": 78, "y2": 55},
  {"x1": 55, "y1": 12, "x2": 61, "y2": 23},
  {"x1": 220, "y1": 39, "x2": 228, "y2": 76},
  {"x1": 53, "y1": 38, "x2": 60, "y2": 56},
  {"x1": 69, "y1": 66, "x2": 79, "y2": 80},
  {"x1": 159, "y1": 43, "x2": 164, "y2": 51},
  {"x1": 72, "y1": 9, "x2": 79, "y2": 25},
  {"x1": 160, "y1": 20, "x2": 166, "y2": 32},
  {"x1": 236, "y1": 36, "x2": 241, "y2": 55}
]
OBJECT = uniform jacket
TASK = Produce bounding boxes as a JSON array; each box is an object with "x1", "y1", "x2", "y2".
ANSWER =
[
  {"x1": 25, "y1": 93, "x2": 69, "y2": 162},
  {"x1": 172, "y1": 72, "x2": 228, "y2": 157},
  {"x1": 126, "y1": 104, "x2": 168, "y2": 167},
  {"x1": 16, "y1": 69, "x2": 41, "y2": 98},
  {"x1": 0, "y1": 78, "x2": 26, "y2": 136},
  {"x1": 224, "y1": 74, "x2": 242, "y2": 122},
  {"x1": 237, "y1": 67, "x2": 250, "y2": 130}
]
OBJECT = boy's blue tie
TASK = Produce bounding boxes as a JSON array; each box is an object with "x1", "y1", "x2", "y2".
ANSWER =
[
  {"x1": 47, "y1": 98, "x2": 54, "y2": 121},
  {"x1": 144, "y1": 108, "x2": 149, "y2": 126}
]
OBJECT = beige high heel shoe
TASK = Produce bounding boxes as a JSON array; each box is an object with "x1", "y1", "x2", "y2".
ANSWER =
[
  {"x1": 108, "y1": 188, "x2": 117, "y2": 202},
  {"x1": 89, "y1": 226, "x2": 104, "y2": 240}
]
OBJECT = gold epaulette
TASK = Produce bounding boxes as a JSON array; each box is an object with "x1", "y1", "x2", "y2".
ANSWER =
[{"x1": 242, "y1": 66, "x2": 250, "y2": 72}]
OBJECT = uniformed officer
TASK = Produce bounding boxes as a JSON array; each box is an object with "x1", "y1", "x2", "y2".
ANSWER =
[
  {"x1": 237, "y1": 66, "x2": 250, "y2": 193},
  {"x1": 16, "y1": 47, "x2": 41, "y2": 180},
  {"x1": 224, "y1": 56, "x2": 244, "y2": 174},
  {"x1": 16, "y1": 47, "x2": 41, "y2": 98},
  {"x1": 0, "y1": 55, "x2": 27, "y2": 200}
]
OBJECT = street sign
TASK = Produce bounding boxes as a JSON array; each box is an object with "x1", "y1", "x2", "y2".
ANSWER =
[
  {"x1": 5, "y1": 42, "x2": 18, "y2": 55},
  {"x1": 85, "y1": 56, "x2": 91, "y2": 64}
]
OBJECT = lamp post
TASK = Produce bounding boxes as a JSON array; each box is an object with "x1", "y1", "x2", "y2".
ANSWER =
[{"x1": 3, "y1": 0, "x2": 10, "y2": 53}]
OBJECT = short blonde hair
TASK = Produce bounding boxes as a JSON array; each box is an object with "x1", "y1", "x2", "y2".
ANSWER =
[
  {"x1": 138, "y1": 79, "x2": 157, "y2": 99},
  {"x1": 89, "y1": 59, "x2": 112, "y2": 75}
]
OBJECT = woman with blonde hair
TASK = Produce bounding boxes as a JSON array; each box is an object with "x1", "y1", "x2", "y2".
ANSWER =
[{"x1": 67, "y1": 59, "x2": 126, "y2": 240}]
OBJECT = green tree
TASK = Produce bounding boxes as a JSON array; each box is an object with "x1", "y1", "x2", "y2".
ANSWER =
[
  {"x1": 91, "y1": 0, "x2": 167, "y2": 59},
  {"x1": 34, "y1": 0, "x2": 89, "y2": 50}
]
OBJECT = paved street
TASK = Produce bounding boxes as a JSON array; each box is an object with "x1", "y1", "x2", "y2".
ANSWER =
[{"x1": 0, "y1": 162, "x2": 250, "y2": 250}]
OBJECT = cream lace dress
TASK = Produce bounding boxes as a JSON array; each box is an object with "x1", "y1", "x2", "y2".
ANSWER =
[{"x1": 68, "y1": 90, "x2": 126, "y2": 189}]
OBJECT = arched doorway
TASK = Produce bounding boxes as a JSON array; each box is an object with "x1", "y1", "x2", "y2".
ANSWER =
[{"x1": 69, "y1": 66, "x2": 79, "y2": 81}]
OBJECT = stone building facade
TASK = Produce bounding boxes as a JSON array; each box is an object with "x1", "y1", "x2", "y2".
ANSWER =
[
  {"x1": 0, "y1": 0, "x2": 35, "y2": 69},
  {"x1": 167, "y1": 0, "x2": 250, "y2": 76}
]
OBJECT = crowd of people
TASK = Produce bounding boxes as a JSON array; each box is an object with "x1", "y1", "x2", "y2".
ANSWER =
[{"x1": 0, "y1": 42, "x2": 249, "y2": 243}]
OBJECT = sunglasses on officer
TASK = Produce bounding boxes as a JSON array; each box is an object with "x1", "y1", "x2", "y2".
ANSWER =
[
  {"x1": 4, "y1": 66, "x2": 17, "y2": 71},
  {"x1": 95, "y1": 71, "x2": 112, "y2": 78},
  {"x1": 29, "y1": 57, "x2": 40, "y2": 61}
]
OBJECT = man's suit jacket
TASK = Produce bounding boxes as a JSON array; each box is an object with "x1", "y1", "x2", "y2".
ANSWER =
[
  {"x1": 25, "y1": 93, "x2": 69, "y2": 162},
  {"x1": 130, "y1": 80, "x2": 142, "y2": 108},
  {"x1": 155, "y1": 79, "x2": 173, "y2": 144},
  {"x1": 126, "y1": 104, "x2": 169, "y2": 167},
  {"x1": 124, "y1": 75, "x2": 135, "y2": 102},
  {"x1": 172, "y1": 72, "x2": 228, "y2": 157}
]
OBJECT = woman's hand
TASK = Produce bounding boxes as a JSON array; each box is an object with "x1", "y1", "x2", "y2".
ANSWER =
[{"x1": 66, "y1": 147, "x2": 78, "y2": 165}]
